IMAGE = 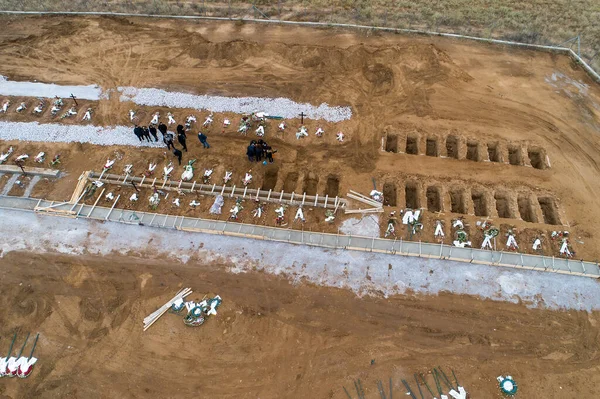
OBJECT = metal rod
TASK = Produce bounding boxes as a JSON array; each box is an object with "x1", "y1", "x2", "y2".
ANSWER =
[
  {"x1": 16, "y1": 332, "x2": 30, "y2": 358},
  {"x1": 6, "y1": 332, "x2": 17, "y2": 357},
  {"x1": 28, "y1": 333, "x2": 39, "y2": 360},
  {"x1": 413, "y1": 374, "x2": 424, "y2": 399},
  {"x1": 401, "y1": 380, "x2": 417, "y2": 399}
]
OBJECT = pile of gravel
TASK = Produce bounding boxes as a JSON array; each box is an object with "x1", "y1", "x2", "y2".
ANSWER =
[
  {"x1": 119, "y1": 87, "x2": 353, "y2": 122},
  {"x1": 0, "y1": 75, "x2": 102, "y2": 100},
  {"x1": 0, "y1": 121, "x2": 162, "y2": 148}
]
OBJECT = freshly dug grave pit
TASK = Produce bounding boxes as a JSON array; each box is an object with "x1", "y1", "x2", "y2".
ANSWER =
[
  {"x1": 494, "y1": 192, "x2": 514, "y2": 219},
  {"x1": 487, "y1": 143, "x2": 501, "y2": 162},
  {"x1": 471, "y1": 191, "x2": 488, "y2": 216},
  {"x1": 262, "y1": 167, "x2": 278, "y2": 191},
  {"x1": 426, "y1": 186, "x2": 441, "y2": 212},
  {"x1": 426, "y1": 137, "x2": 438, "y2": 157},
  {"x1": 283, "y1": 172, "x2": 299, "y2": 193},
  {"x1": 383, "y1": 182, "x2": 397, "y2": 206},
  {"x1": 466, "y1": 141, "x2": 479, "y2": 161},
  {"x1": 538, "y1": 197, "x2": 561, "y2": 225},
  {"x1": 325, "y1": 175, "x2": 340, "y2": 197},
  {"x1": 406, "y1": 135, "x2": 419, "y2": 155},
  {"x1": 528, "y1": 148, "x2": 546, "y2": 169},
  {"x1": 385, "y1": 134, "x2": 398, "y2": 153},
  {"x1": 303, "y1": 172, "x2": 319, "y2": 195},
  {"x1": 508, "y1": 145, "x2": 522, "y2": 166},
  {"x1": 450, "y1": 189, "x2": 467, "y2": 214},
  {"x1": 446, "y1": 135, "x2": 459, "y2": 159},
  {"x1": 405, "y1": 183, "x2": 419, "y2": 209},
  {"x1": 518, "y1": 195, "x2": 537, "y2": 223}
]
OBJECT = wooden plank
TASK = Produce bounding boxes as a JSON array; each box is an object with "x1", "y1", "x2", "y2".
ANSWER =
[{"x1": 0, "y1": 164, "x2": 61, "y2": 177}]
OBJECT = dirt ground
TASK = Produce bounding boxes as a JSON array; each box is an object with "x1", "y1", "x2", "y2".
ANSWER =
[
  {"x1": 1, "y1": 18, "x2": 600, "y2": 398},
  {"x1": 0, "y1": 251, "x2": 598, "y2": 399},
  {"x1": 1, "y1": 16, "x2": 600, "y2": 259}
]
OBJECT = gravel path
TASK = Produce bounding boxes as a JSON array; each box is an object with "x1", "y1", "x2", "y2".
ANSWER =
[
  {"x1": 0, "y1": 121, "x2": 162, "y2": 148},
  {"x1": 0, "y1": 75, "x2": 102, "y2": 100},
  {"x1": 2, "y1": 208, "x2": 599, "y2": 311},
  {"x1": 119, "y1": 86, "x2": 353, "y2": 122}
]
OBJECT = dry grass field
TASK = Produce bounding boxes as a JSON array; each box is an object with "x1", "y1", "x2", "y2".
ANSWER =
[{"x1": 0, "y1": 0, "x2": 598, "y2": 69}]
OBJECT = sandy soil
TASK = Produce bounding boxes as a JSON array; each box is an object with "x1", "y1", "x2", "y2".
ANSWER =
[
  {"x1": 1, "y1": 16, "x2": 599, "y2": 260},
  {"x1": 0, "y1": 250, "x2": 598, "y2": 399}
]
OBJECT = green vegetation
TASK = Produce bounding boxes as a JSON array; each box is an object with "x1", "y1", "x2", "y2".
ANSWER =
[{"x1": 0, "y1": 0, "x2": 598, "y2": 69}]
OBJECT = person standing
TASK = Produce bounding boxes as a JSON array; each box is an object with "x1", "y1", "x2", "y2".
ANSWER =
[
  {"x1": 177, "y1": 124, "x2": 186, "y2": 137},
  {"x1": 173, "y1": 148, "x2": 183, "y2": 165},
  {"x1": 133, "y1": 125, "x2": 144, "y2": 142},
  {"x1": 158, "y1": 122, "x2": 168, "y2": 138},
  {"x1": 198, "y1": 131, "x2": 210, "y2": 149},
  {"x1": 164, "y1": 131, "x2": 176, "y2": 150},
  {"x1": 246, "y1": 142, "x2": 255, "y2": 162},
  {"x1": 178, "y1": 130, "x2": 188, "y2": 152},
  {"x1": 255, "y1": 139, "x2": 264, "y2": 162},
  {"x1": 149, "y1": 125, "x2": 159, "y2": 142},
  {"x1": 265, "y1": 145, "x2": 276, "y2": 163},
  {"x1": 142, "y1": 126, "x2": 151, "y2": 142}
]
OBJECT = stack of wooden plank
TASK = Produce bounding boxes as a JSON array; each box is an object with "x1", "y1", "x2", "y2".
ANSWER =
[
  {"x1": 345, "y1": 190, "x2": 384, "y2": 214},
  {"x1": 143, "y1": 288, "x2": 192, "y2": 331}
]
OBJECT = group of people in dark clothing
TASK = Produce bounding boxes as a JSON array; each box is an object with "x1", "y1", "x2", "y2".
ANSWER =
[
  {"x1": 133, "y1": 122, "x2": 276, "y2": 167},
  {"x1": 247, "y1": 139, "x2": 275, "y2": 163},
  {"x1": 133, "y1": 123, "x2": 210, "y2": 165}
]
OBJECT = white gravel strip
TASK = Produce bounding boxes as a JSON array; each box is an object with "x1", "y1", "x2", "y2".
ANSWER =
[
  {"x1": 1, "y1": 209, "x2": 599, "y2": 311},
  {"x1": 0, "y1": 121, "x2": 162, "y2": 148},
  {"x1": 0, "y1": 75, "x2": 102, "y2": 100},
  {"x1": 118, "y1": 86, "x2": 353, "y2": 122}
]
